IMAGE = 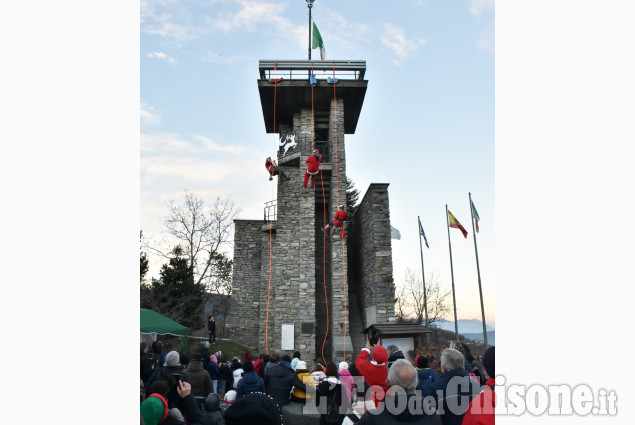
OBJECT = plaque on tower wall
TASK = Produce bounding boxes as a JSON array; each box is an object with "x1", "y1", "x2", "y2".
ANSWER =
[
  {"x1": 281, "y1": 324, "x2": 294, "y2": 350},
  {"x1": 278, "y1": 132, "x2": 298, "y2": 158}
]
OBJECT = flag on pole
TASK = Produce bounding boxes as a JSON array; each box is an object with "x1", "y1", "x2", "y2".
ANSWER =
[
  {"x1": 418, "y1": 217, "x2": 429, "y2": 248},
  {"x1": 471, "y1": 199, "x2": 480, "y2": 233},
  {"x1": 312, "y1": 22, "x2": 325, "y2": 60},
  {"x1": 448, "y1": 210, "x2": 468, "y2": 238}
]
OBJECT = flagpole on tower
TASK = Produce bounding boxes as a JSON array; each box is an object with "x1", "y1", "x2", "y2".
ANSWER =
[
  {"x1": 307, "y1": 0, "x2": 314, "y2": 60},
  {"x1": 445, "y1": 205, "x2": 460, "y2": 341},
  {"x1": 418, "y1": 216, "x2": 430, "y2": 344},
  {"x1": 469, "y1": 192, "x2": 488, "y2": 347}
]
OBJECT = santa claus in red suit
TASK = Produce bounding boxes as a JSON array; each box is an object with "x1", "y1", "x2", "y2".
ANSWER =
[
  {"x1": 324, "y1": 204, "x2": 348, "y2": 238},
  {"x1": 265, "y1": 157, "x2": 290, "y2": 182},
  {"x1": 303, "y1": 149, "x2": 322, "y2": 189}
]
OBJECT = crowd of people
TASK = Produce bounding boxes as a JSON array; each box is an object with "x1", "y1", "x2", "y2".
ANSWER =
[{"x1": 140, "y1": 339, "x2": 495, "y2": 425}]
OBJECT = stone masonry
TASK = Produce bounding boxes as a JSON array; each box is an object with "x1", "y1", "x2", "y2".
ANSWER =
[{"x1": 228, "y1": 65, "x2": 395, "y2": 364}]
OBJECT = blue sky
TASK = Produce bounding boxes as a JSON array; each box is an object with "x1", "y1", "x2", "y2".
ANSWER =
[{"x1": 141, "y1": 0, "x2": 495, "y2": 326}]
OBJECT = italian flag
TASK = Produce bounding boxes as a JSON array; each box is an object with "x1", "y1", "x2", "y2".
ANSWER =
[
  {"x1": 312, "y1": 22, "x2": 325, "y2": 60},
  {"x1": 448, "y1": 210, "x2": 468, "y2": 238},
  {"x1": 471, "y1": 200, "x2": 480, "y2": 233}
]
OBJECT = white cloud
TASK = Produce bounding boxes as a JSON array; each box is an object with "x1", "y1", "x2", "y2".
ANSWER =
[
  {"x1": 381, "y1": 24, "x2": 427, "y2": 65},
  {"x1": 470, "y1": 0, "x2": 495, "y2": 16},
  {"x1": 141, "y1": 103, "x2": 161, "y2": 126},
  {"x1": 141, "y1": 132, "x2": 245, "y2": 155},
  {"x1": 208, "y1": 0, "x2": 305, "y2": 49},
  {"x1": 147, "y1": 51, "x2": 177, "y2": 64}
]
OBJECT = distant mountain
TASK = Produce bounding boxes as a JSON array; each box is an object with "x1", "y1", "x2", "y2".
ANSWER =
[
  {"x1": 462, "y1": 331, "x2": 495, "y2": 345},
  {"x1": 435, "y1": 319, "x2": 494, "y2": 334}
]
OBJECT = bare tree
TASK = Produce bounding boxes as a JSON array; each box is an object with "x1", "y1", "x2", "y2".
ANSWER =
[
  {"x1": 145, "y1": 191, "x2": 241, "y2": 295},
  {"x1": 394, "y1": 268, "x2": 452, "y2": 327}
]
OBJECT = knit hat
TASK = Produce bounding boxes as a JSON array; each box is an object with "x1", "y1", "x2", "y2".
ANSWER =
[
  {"x1": 414, "y1": 355, "x2": 421, "y2": 366},
  {"x1": 338, "y1": 361, "x2": 349, "y2": 371},
  {"x1": 371, "y1": 345, "x2": 388, "y2": 365},
  {"x1": 313, "y1": 148, "x2": 319, "y2": 154},
  {"x1": 165, "y1": 351, "x2": 180, "y2": 367},
  {"x1": 296, "y1": 360, "x2": 307, "y2": 370},
  {"x1": 204, "y1": 393, "x2": 221, "y2": 412},
  {"x1": 224, "y1": 390, "x2": 237, "y2": 404},
  {"x1": 482, "y1": 346, "x2": 495, "y2": 378},
  {"x1": 224, "y1": 392, "x2": 282, "y2": 425},
  {"x1": 140, "y1": 394, "x2": 168, "y2": 425},
  {"x1": 210, "y1": 354, "x2": 218, "y2": 363}
]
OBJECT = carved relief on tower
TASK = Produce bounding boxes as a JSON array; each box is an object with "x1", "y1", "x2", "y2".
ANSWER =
[{"x1": 278, "y1": 132, "x2": 299, "y2": 158}]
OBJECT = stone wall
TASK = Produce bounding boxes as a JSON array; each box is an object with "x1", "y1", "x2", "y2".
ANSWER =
[
  {"x1": 348, "y1": 183, "x2": 396, "y2": 329},
  {"x1": 229, "y1": 97, "x2": 395, "y2": 363},
  {"x1": 229, "y1": 220, "x2": 264, "y2": 348},
  {"x1": 328, "y1": 98, "x2": 353, "y2": 361}
]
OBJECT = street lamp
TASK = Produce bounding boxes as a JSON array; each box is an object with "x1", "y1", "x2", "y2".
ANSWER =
[{"x1": 307, "y1": 0, "x2": 314, "y2": 60}]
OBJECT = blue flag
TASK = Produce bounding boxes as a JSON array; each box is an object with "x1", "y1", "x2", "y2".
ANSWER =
[{"x1": 419, "y1": 217, "x2": 429, "y2": 248}]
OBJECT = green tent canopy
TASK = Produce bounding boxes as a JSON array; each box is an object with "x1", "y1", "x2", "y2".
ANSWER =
[{"x1": 140, "y1": 308, "x2": 190, "y2": 353}]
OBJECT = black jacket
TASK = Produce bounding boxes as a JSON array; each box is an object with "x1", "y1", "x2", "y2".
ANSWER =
[
  {"x1": 140, "y1": 352, "x2": 154, "y2": 385},
  {"x1": 358, "y1": 394, "x2": 442, "y2": 425},
  {"x1": 316, "y1": 377, "x2": 350, "y2": 425},
  {"x1": 208, "y1": 319, "x2": 216, "y2": 332},
  {"x1": 264, "y1": 362, "x2": 311, "y2": 407}
]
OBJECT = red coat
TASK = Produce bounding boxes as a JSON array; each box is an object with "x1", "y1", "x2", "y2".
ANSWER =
[
  {"x1": 355, "y1": 347, "x2": 388, "y2": 407},
  {"x1": 265, "y1": 159, "x2": 275, "y2": 173},
  {"x1": 305, "y1": 154, "x2": 322, "y2": 174},
  {"x1": 333, "y1": 210, "x2": 347, "y2": 224},
  {"x1": 461, "y1": 378, "x2": 495, "y2": 425}
]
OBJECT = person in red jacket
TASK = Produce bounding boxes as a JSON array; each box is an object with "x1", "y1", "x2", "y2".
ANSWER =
[
  {"x1": 303, "y1": 148, "x2": 322, "y2": 189},
  {"x1": 461, "y1": 346, "x2": 495, "y2": 425},
  {"x1": 355, "y1": 338, "x2": 388, "y2": 407},
  {"x1": 324, "y1": 204, "x2": 348, "y2": 238},
  {"x1": 265, "y1": 157, "x2": 290, "y2": 182}
]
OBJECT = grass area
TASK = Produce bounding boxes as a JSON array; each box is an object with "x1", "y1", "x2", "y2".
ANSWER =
[{"x1": 187, "y1": 337, "x2": 261, "y2": 362}]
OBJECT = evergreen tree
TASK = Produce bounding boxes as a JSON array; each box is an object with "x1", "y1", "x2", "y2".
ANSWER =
[{"x1": 140, "y1": 246, "x2": 206, "y2": 329}]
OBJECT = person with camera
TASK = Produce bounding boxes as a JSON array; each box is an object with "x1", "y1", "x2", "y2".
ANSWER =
[{"x1": 355, "y1": 336, "x2": 388, "y2": 407}]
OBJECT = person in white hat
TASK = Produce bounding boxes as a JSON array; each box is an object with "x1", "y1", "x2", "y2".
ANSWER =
[{"x1": 303, "y1": 148, "x2": 322, "y2": 189}]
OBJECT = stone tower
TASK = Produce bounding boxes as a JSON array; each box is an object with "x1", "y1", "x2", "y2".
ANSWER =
[{"x1": 228, "y1": 60, "x2": 395, "y2": 363}]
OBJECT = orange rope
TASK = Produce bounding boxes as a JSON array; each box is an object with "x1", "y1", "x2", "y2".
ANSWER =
[
  {"x1": 265, "y1": 61, "x2": 278, "y2": 355},
  {"x1": 331, "y1": 61, "x2": 348, "y2": 361},
  {"x1": 320, "y1": 170, "x2": 328, "y2": 365},
  {"x1": 311, "y1": 62, "x2": 315, "y2": 151}
]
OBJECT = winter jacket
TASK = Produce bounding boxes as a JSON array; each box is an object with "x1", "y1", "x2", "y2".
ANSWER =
[
  {"x1": 357, "y1": 394, "x2": 442, "y2": 425},
  {"x1": 206, "y1": 360, "x2": 220, "y2": 380},
  {"x1": 416, "y1": 368, "x2": 438, "y2": 396},
  {"x1": 264, "y1": 362, "x2": 312, "y2": 407},
  {"x1": 236, "y1": 371, "x2": 265, "y2": 398},
  {"x1": 355, "y1": 347, "x2": 388, "y2": 406},
  {"x1": 141, "y1": 352, "x2": 154, "y2": 385},
  {"x1": 338, "y1": 369, "x2": 355, "y2": 402},
  {"x1": 460, "y1": 378, "x2": 495, "y2": 425},
  {"x1": 174, "y1": 393, "x2": 206, "y2": 425},
  {"x1": 316, "y1": 377, "x2": 350, "y2": 425},
  {"x1": 305, "y1": 154, "x2": 322, "y2": 174},
  {"x1": 186, "y1": 360, "x2": 213, "y2": 398},
  {"x1": 387, "y1": 349, "x2": 405, "y2": 369},
  {"x1": 311, "y1": 370, "x2": 326, "y2": 387},
  {"x1": 291, "y1": 370, "x2": 315, "y2": 401},
  {"x1": 231, "y1": 368, "x2": 244, "y2": 389},
  {"x1": 253, "y1": 358, "x2": 263, "y2": 376},
  {"x1": 203, "y1": 393, "x2": 225, "y2": 425},
  {"x1": 426, "y1": 368, "x2": 480, "y2": 425}
]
